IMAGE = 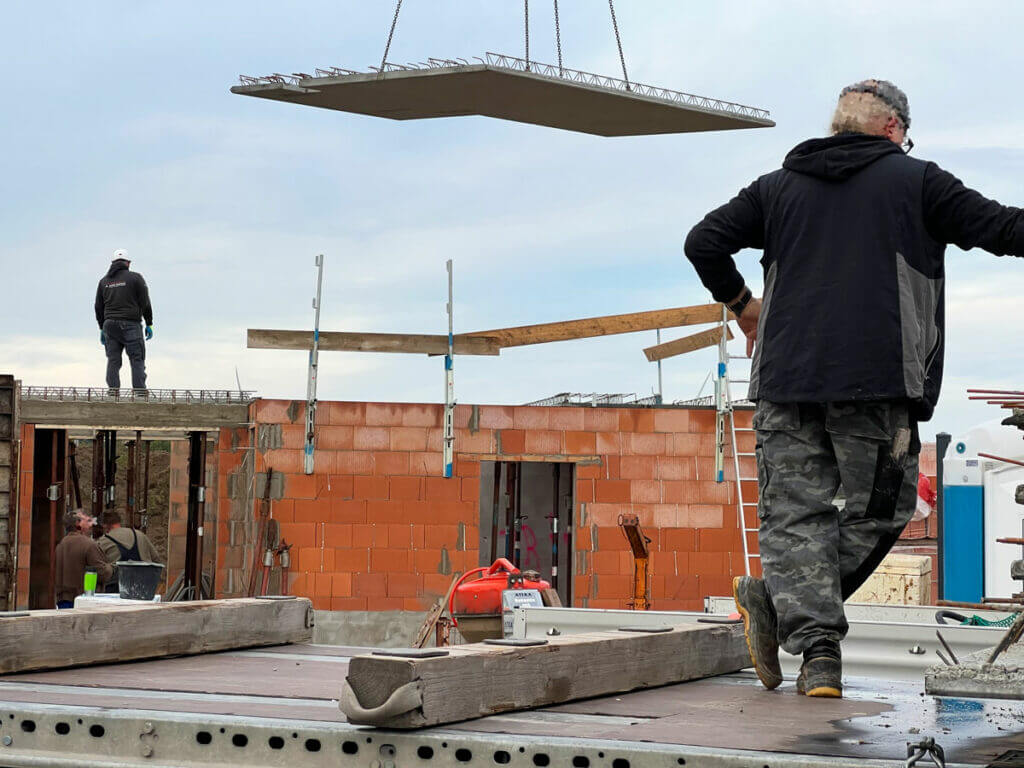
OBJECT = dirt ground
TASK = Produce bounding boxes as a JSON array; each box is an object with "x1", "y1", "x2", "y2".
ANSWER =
[{"x1": 71, "y1": 440, "x2": 171, "y2": 564}]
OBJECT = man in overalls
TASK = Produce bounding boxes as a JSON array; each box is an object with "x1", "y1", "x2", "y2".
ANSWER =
[{"x1": 98, "y1": 510, "x2": 162, "y2": 593}]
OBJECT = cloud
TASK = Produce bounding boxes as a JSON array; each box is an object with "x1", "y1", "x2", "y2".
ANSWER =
[{"x1": 4, "y1": 1, "x2": 1024, "y2": 443}]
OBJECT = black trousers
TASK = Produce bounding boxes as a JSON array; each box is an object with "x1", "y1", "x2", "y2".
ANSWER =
[{"x1": 103, "y1": 319, "x2": 147, "y2": 389}]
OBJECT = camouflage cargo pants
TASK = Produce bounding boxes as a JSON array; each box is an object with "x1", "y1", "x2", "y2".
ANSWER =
[{"x1": 754, "y1": 400, "x2": 920, "y2": 654}]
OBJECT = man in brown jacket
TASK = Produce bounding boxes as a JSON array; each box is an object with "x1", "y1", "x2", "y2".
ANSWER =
[
  {"x1": 54, "y1": 509, "x2": 113, "y2": 608},
  {"x1": 98, "y1": 510, "x2": 162, "y2": 593}
]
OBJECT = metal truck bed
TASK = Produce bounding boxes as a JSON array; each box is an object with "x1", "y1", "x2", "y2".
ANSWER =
[{"x1": 0, "y1": 643, "x2": 1021, "y2": 767}]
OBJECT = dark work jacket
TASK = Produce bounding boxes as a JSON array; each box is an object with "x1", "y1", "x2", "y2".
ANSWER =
[
  {"x1": 94, "y1": 259, "x2": 153, "y2": 327},
  {"x1": 684, "y1": 133, "x2": 1024, "y2": 421}
]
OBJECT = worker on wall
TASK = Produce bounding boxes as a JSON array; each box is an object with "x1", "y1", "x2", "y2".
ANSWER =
[
  {"x1": 685, "y1": 80, "x2": 1024, "y2": 698},
  {"x1": 98, "y1": 510, "x2": 162, "y2": 594},
  {"x1": 54, "y1": 509, "x2": 113, "y2": 608},
  {"x1": 94, "y1": 249, "x2": 153, "y2": 393}
]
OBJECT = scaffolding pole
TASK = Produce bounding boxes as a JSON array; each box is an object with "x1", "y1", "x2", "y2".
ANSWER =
[
  {"x1": 304, "y1": 255, "x2": 324, "y2": 475},
  {"x1": 443, "y1": 259, "x2": 455, "y2": 478}
]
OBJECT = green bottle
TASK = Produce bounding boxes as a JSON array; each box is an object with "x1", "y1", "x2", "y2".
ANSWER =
[{"x1": 83, "y1": 567, "x2": 97, "y2": 597}]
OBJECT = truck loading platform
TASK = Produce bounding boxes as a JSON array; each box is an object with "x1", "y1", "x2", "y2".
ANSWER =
[{"x1": 0, "y1": 642, "x2": 1022, "y2": 768}]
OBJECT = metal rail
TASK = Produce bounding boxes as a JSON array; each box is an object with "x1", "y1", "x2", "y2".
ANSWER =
[
  {"x1": 0, "y1": 700, "x2": 928, "y2": 768},
  {"x1": 21, "y1": 387, "x2": 255, "y2": 404},
  {"x1": 483, "y1": 53, "x2": 771, "y2": 120},
  {"x1": 514, "y1": 605, "x2": 1005, "y2": 681},
  {"x1": 237, "y1": 52, "x2": 772, "y2": 123},
  {"x1": 524, "y1": 392, "x2": 661, "y2": 407}
]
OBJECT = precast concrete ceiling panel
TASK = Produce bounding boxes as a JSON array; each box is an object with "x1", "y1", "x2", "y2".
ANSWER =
[{"x1": 231, "y1": 56, "x2": 774, "y2": 137}]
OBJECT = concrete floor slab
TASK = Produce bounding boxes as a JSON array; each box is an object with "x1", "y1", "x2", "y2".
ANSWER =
[{"x1": 231, "y1": 58, "x2": 774, "y2": 137}]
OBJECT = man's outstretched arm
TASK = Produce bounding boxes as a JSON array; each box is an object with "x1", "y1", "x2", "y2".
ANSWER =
[{"x1": 923, "y1": 165, "x2": 1024, "y2": 256}]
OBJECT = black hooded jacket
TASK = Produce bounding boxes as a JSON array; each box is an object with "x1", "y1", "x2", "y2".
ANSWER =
[
  {"x1": 685, "y1": 133, "x2": 1024, "y2": 421},
  {"x1": 94, "y1": 259, "x2": 153, "y2": 328}
]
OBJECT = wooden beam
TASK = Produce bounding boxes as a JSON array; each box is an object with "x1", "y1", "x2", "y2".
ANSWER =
[
  {"x1": 20, "y1": 400, "x2": 250, "y2": 430},
  {"x1": 247, "y1": 329, "x2": 501, "y2": 356},
  {"x1": 339, "y1": 623, "x2": 748, "y2": 728},
  {"x1": 0, "y1": 598, "x2": 312, "y2": 674},
  {"x1": 643, "y1": 325, "x2": 734, "y2": 362},
  {"x1": 463, "y1": 304, "x2": 724, "y2": 348}
]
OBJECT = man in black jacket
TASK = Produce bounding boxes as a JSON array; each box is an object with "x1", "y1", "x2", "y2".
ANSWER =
[
  {"x1": 685, "y1": 80, "x2": 1024, "y2": 697},
  {"x1": 94, "y1": 249, "x2": 154, "y2": 391}
]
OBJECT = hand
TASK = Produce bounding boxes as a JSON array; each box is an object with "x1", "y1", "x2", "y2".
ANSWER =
[
  {"x1": 145, "y1": 325, "x2": 153, "y2": 341},
  {"x1": 100, "y1": 331, "x2": 106, "y2": 346},
  {"x1": 736, "y1": 298, "x2": 761, "y2": 357}
]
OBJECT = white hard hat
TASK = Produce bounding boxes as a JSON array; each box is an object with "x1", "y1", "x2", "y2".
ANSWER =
[{"x1": 113, "y1": 248, "x2": 129, "y2": 260}]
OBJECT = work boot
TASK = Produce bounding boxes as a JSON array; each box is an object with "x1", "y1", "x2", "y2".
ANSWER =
[
  {"x1": 732, "y1": 576, "x2": 782, "y2": 690},
  {"x1": 797, "y1": 640, "x2": 842, "y2": 698}
]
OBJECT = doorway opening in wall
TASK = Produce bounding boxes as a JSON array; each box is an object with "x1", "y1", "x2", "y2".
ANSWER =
[
  {"x1": 28, "y1": 429, "x2": 66, "y2": 609},
  {"x1": 23, "y1": 430, "x2": 219, "y2": 609},
  {"x1": 478, "y1": 461, "x2": 575, "y2": 606}
]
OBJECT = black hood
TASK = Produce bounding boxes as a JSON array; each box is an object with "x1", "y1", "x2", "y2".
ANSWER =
[
  {"x1": 106, "y1": 259, "x2": 130, "y2": 277},
  {"x1": 783, "y1": 133, "x2": 903, "y2": 181}
]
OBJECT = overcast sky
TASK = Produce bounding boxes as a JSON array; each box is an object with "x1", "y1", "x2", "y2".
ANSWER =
[{"x1": 2, "y1": 1, "x2": 1022, "y2": 439}]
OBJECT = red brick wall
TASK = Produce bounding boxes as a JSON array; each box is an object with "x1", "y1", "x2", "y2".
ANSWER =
[{"x1": 240, "y1": 400, "x2": 756, "y2": 612}]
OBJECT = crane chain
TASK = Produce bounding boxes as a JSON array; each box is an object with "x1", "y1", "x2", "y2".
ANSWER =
[
  {"x1": 524, "y1": 0, "x2": 530, "y2": 71},
  {"x1": 553, "y1": 0, "x2": 562, "y2": 75},
  {"x1": 607, "y1": 0, "x2": 630, "y2": 90},
  {"x1": 379, "y1": 0, "x2": 404, "y2": 74}
]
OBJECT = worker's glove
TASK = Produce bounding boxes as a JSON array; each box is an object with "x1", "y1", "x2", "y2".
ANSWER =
[
  {"x1": 145, "y1": 325, "x2": 153, "y2": 341},
  {"x1": 100, "y1": 331, "x2": 106, "y2": 346}
]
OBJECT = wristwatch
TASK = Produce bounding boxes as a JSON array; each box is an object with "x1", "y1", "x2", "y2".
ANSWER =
[{"x1": 727, "y1": 286, "x2": 753, "y2": 317}]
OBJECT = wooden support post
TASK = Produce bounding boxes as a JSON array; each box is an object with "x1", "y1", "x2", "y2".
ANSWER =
[
  {"x1": 549, "y1": 463, "x2": 560, "y2": 591},
  {"x1": 103, "y1": 430, "x2": 117, "y2": 511},
  {"x1": 183, "y1": 431, "x2": 207, "y2": 600},
  {"x1": 68, "y1": 441, "x2": 82, "y2": 510},
  {"x1": 91, "y1": 432, "x2": 104, "y2": 523},
  {"x1": 339, "y1": 623, "x2": 750, "y2": 728},
  {"x1": 125, "y1": 438, "x2": 136, "y2": 530},
  {"x1": 488, "y1": 462, "x2": 502, "y2": 564},
  {"x1": 48, "y1": 433, "x2": 58, "y2": 609},
  {"x1": 141, "y1": 441, "x2": 151, "y2": 532}
]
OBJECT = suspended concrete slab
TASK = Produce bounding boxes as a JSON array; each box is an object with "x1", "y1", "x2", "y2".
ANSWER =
[{"x1": 231, "y1": 53, "x2": 773, "y2": 137}]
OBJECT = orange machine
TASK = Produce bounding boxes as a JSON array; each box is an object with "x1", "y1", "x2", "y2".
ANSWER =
[{"x1": 449, "y1": 558, "x2": 551, "y2": 642}]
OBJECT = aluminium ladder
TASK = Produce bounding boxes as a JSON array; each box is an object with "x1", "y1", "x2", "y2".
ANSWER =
[{"x1": 714, "y1": 307, "x2": 761, "y2": 577}]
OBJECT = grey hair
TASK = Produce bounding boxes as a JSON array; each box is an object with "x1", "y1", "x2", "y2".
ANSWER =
[
  {"x1": 64, "y1": 509, "x2": 82, "y2": 533},
  {"x1": 831, "y1": 79, "x2": 910, "y2": 136}
]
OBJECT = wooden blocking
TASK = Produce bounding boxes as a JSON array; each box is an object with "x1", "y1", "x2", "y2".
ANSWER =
[
  {"x1": 339, "y1": 623, "x2": 748, "y2": 728},
  {"x1": 247, "y1": 329, "x2": 500, "y2": 356},
  {"x1": 539, "y1": 588, "x2": 562, "y2": 607},
  {"x1": 643, "y1": 325, "x2": 733, "y2": 362},
  {"x1": 0, "y1": 598, "x2": 313, "y2": 674},
  {"x1": 848, "y1": 553, "x2": 932, "y2": 606}
]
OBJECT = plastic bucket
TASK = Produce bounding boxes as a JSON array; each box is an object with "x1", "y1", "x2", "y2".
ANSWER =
[{"x1": 117, "y1": 561, "x2": 165, "y2": 601}]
